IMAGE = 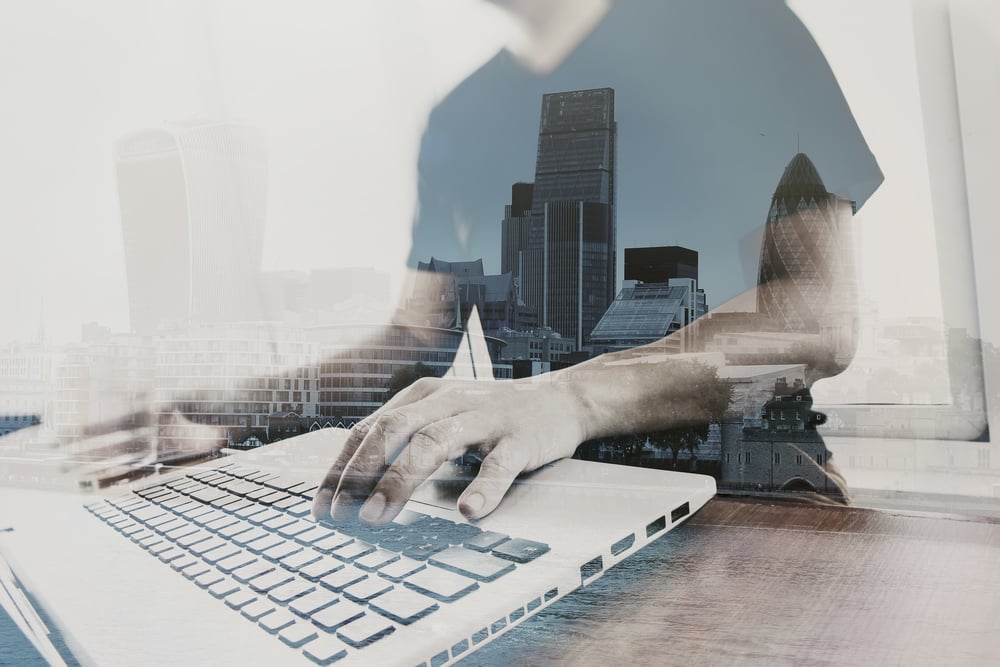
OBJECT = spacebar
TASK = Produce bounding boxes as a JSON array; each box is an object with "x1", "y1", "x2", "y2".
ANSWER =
[{"x1": 428, "y1": 547, "x2": 515, "y2": 582}]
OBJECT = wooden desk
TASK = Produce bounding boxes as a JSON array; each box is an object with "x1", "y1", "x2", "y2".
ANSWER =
[{"x1": 470, "y1": 497, "x2": 1000, "y2": 666}]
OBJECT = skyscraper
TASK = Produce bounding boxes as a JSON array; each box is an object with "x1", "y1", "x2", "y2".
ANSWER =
[
  {"x1": 625, "y1": 246, "x2": 699, "y2": 284},
  {"x1": 757, "y1": 152, "x2": 856, "y2": 335},
  {"x1": 519, "y1": 88, "x2": 617, "y2": 349},
  {"x1": 114, "y1": 122, "x2": 268, "y2": 334}
]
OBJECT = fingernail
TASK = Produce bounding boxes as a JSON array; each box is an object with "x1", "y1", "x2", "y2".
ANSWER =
[
  {"x1": 360, "y1": 492, "x2": 386, "y2": 524},
  {"x1": 460, "y1": 492, "x2": 485, "y2": 517}
]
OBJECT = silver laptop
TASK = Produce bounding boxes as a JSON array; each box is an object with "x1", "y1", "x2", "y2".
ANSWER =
[{"x1": 0, "y1": 427, "x2": 714, "y2": 666}]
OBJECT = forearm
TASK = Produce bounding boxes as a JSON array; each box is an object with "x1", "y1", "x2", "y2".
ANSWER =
[{"x1": 543, "y1": 339, "x2": 725, "y2": 442}]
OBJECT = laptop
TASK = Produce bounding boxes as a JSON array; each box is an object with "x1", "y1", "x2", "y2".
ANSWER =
[{"x1": 0, "y1": 427, "x2": 714, "y2": 666}]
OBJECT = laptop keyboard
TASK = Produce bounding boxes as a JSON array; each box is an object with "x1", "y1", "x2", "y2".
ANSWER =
[{"x1": 84, "y1": 463, "x2": 552, "y2": 665}]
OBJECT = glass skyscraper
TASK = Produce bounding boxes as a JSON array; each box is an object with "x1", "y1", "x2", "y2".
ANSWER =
[
  {"x1": 756, "y1": 152, "x2": 856, "y2": 334},
  {"x1": 509, "y1": 88, "x2": 617, "y2": 349}
]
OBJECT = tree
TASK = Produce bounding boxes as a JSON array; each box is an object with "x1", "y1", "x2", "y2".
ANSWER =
[
  {"x1": 607, "y1": 361, "x2": 733, "y2": 471},
  {"x1": 384, "y1": 362, "x2": 440, "y2": 403}
]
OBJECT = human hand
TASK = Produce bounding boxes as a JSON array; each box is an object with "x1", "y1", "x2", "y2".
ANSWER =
[{"x1": 312, "y1": 376, "x2": 590, "y2": 525}]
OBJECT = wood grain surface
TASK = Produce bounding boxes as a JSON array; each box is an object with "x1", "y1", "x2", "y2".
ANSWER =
[{"x1": 467, "y1": 497, "x2": 1000, "y2": 666}]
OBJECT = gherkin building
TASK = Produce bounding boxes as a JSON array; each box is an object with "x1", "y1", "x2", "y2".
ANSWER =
[{"x1": 757, "y1": 153, "x2": 855, "y2": 333}]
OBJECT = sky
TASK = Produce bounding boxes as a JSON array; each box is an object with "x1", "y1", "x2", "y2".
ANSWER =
[
  {"x1": 0, "y1": 0, "x2": 971, "y2": 345},
  {"x1": 410, "y1": 0, "x2": 883, "y2": 306}
]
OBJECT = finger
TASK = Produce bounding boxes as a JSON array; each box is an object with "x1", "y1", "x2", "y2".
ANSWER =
[
  {"x1": 358, "y1": 414, "x2": 491, "y2": 525},
  {"x1": 457, "y1": 438, "x2": 531, "y2": 520},
  {"x1": 313, "y1": 378, "x2": 444, "y2": 521},
  {"x1": 329, "y1": 387, "x2": 475, "y2": 521}
]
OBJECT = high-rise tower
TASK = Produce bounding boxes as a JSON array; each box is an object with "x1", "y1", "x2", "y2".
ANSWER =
[
  {"x1": 114, "y1": 122, "x2": 267, "y2": 334},
  {"x1": 520, "y1": 88, "x2": 617, "y2": 349},
  {"x1": 757, "y1": 152, "x2": 856, "y2": 335}
]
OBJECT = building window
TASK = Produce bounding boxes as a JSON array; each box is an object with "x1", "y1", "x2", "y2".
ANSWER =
[
  {"x1": 725, "y1": 453, "x2": 731, "y2": 464},
  {"x1": 773, "y1": 452, "x2": 780, "y2": 465},
  {"x1": 795, "y1": 454, "x2": 803, "y2": 465},
  {"x1": 745, "y1": 451, "x2": 751, "y2": 464},
  {"x1": 816, "y1": 453, "x2": 824, "y2": 466}
]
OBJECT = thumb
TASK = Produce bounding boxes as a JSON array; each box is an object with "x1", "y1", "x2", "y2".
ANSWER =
[{"x1": 458, "y1": 440, "x2": 528, "y2": 520}]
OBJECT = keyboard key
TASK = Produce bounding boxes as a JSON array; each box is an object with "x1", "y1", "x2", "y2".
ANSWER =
[
  {"x1": 464, "y1": 531, "x2": 510, "y2": 552},
  {"x1": 234, "y1": 504, "x2": 270, "y2": 520},
  {"x1": 378, "y1": 557, "x2": 426, "y2": 582},
  {"x1": 176, "y1": 530, "x2": 213, "y2": 548},
  {"x1": 336, "y1": 614, "x2": 395, "y2": 648},
  {"x1": 194, "y1": 570, "x2": 225, "y2": 589},
  {"x1": 147, "y1": 515, "x2": 182, "y2": 530},
  {"x1": 138, "y1": 534, "x2": 163, "y2": 549},
  {"x1": 330, "y1": 541, "x2": 375, "y2": 563},
  {"x1": 246, "y1": 535, "x2": 285, "y2": 554},
  {"x1": 249, "y1": 509, "x2": 285, "y2": 526},
  {"x1": 217, "y1": 552, "x2": 257, "y2": 574},
  {"x1": 281, "y1": 549, "x2": 322, "y2": 572},
  {"x1": 404, "y1": 568, "x2": 478, "y2": 602},
  {"x1": 147, "y1": 542, "x2": 174, "y2": 556},
  {"x1": 289, "y1": 589, "x2": 339, "y2": 617},
  {"x1": 222, "y1": 499, "x2": 255, "y2": 514},
  {"x1": 203, "y1": 515, "x2": 240, "y2": 532},
  {"x1": 262, "y1": 514, "x2": 297, "y2": 531},
  {"x1": 429, "y1": 547, "x2": 516, "y2": 582},
  {"x1": 491, "y1": 538, "x2": 550, "y2": 563},
  {"x1": 278, "y1": 520, "x2": 316, "y2": 539},
  {"x1": 201, "y1": 544, "x2": 241, "y2": 564},
  {"x1": 232, "y1": 561, "x2": 275, "y2": 583},
  {"x1": 268, "y1": 579, "x2": 316, "y2": 604},
  {"x1": 295, "y1": 526, "x2": 337, "y2": 545},
  {"x1": 368, "y1": 587, "x2": 438, "y2": 625},
  {"x1": 190, "y1": 537, "x2": 227, "y2": 555},
  {"x1": 224, "y1": 590, "x2": 257, "y2": 610},
  {"x1": 240, "y1": 599, "x2": 276, "y2": 622},
  {"x1": 279, "y1": 622, "x2": 319, "y2": 648},
  {"x1": 208, "y1": 578, "x2": 241, "y2": 599},
  {"x1": 181, "y1": 505, "x2": 218, "y2": 522},
  {"x1": 157, "y1": 547, "x2": 188, "y2": 564},
  {"x1": 258, "y1": 491, "x2": 291, "y2": 506},
  {"x1": 130, "y1": 505, "x2": 168, "y2": 523},
  {"x1": 303, "y1": 636, "x2": 348, "y2": 665},
  {"x1": 164, "y1": 524, "x2": 200, "y2": 541},
  {"x1": 260, "y1": 608, "x2": 297, "y2": 634},
  {"x1": 248, "y1": 570, "x2": 295, "y2": 593},
  {"x1": 311, "y1": 600, "x2": 365, "y2": 631},
  {"x1": 402, "y1": 540, "x2": 449, "y2": 561},
  {"x1": 218, "y1": 521, "x2": 255, "y2": 539},
  {"x1": 191, "y1": 488, "x2": 229, "y2": 504},
  {"x1": 320, "y1": 566, "x2": 367, "y2": 592},
  {"x1": 211, "y1": 494, "x2": 245, "y2": 509},
  {"x1": 262, "y1": 543, "x2": 303, "y2": 563},
  {"x1": 286, "y1": 500, "x2": 314, "y2": 517},
  {"x1": 354, "y1": 549, "x2": 399, "y2": 572},
  {"x1": 273, "y1": 496, "x2": 304, "y2": 511},
  {"x1": 181, "y1": 562, "x2": 212, "y2": 579},
  {"x1": 169, "y1": 555, "x2": 199, "y2": 571},
  {"x1": 233, "y1": 528, "x2": 269, "y2": 546},
  {"x1": 312, "y1": 534, "x2": 354, "y2": 553},
  {"x1": 342, "y1": 577, "x2": 393, "y2": 604},
  {"x1": 299, "y1": 558, "x2": 344, "y2": 581}
]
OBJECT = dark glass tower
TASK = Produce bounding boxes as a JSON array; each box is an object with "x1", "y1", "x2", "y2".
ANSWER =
[
  {"x1": 757, "y1": 153, "x2": 856, "y2": 334},
  {"x1": 519, "y1": 88, "x2": 617, "y2": 348}
]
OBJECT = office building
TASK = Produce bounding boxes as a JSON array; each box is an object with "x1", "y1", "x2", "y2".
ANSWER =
[
  {"x1": 407, "y1": 258, "x2": 536, "y2": 340},
  {"x1": 114, "y1": 122, "x2": 268, "y2": 334},
  {"x1": 590, "y1": 278, "x2": 707, "y2": 354},
  {"x1": 500, "y1": 182, "x2": 534, "y2": 298},
  {"x1": 757, "y1": 152, "x2": 856, "y2": 334},
  {"x1": 519, "y1": 88, "x2": 617, "y2": 349},
  {"x1": 624, "y1": 246, "x2": 698, "y2": 284},
  {"x1": 315, "y1": 324, "x2": 512, "y2": 423}
]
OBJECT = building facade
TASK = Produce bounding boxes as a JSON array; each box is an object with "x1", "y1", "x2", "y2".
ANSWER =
[
  {"x1": 315, "y1": 324, "x2": 512, "y2": 423},
  {"x1": 590, "y1": 278, "x2": 707, "y2": 354},
  {"x1": 518, "y1": 88, "x2": 618, "y2": 349},
  {"x1": 114, "y1": 122, "x2": 268, "y2": 334},
  {"x1": 757, "y1": 152, "x2": 856, "y2": 337}
]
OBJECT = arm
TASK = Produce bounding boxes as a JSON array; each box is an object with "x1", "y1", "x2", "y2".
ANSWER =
[{"x1": 312, "y1": 339, "x2": 727, "y2": 525}]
